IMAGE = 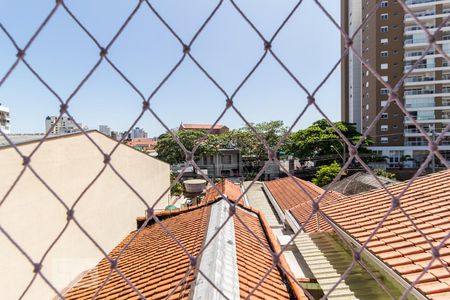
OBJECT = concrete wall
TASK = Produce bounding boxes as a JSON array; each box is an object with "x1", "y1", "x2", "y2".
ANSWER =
[{"x1": 0, "y1": 131, "x2": 170, "y2": 299}]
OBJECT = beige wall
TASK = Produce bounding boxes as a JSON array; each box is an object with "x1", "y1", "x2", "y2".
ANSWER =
[{"x1": 0, "y1": 131, "x2": 170, "y2": 299}]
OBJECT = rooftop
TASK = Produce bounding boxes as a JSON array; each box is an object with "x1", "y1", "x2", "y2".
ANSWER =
[
  {"x1": 65, "y1": 182, "x2": 306, "y2": 299},
  {"x1": 179, "y1": 123, "x2": 228, "y2": 131},
  {"x1": 323, "y1": 170, "x2": 450, "y2": 299},
  {"x1": 265, "y1": 177, "x2": 341, "y2": 233}
]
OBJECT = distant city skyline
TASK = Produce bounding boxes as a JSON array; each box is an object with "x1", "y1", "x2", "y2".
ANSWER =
[{"x1": 0, "y1": 1, "x2": 341, "y2": 136}]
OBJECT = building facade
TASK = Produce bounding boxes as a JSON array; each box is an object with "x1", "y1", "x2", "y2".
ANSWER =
[
  {"x1": 341, "y1": 0, "x2": 450, "y2": 167},
  {"x1": 45, "y1": 116, "x2": 85, "y2": 135},
  {"x1": 0, "y1": 131, "x2": 170, "y2": 299},
  {"x1": 98, "y1": 124, "x2": 111, "y2": 136},
  {"x1": 127, "y1": 127, "x2": 148, "y2": 139},
  {"x1": 0, "y1": 104, "x2": 10, "y2": 134}
]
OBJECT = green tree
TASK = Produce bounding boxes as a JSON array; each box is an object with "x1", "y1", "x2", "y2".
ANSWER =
[
  {"x1": 156, "y1": 130, "x2": 218, "y2": 164},
  {"x1": 170, "y1": 173, "x2": 183, "y2": 196},
  {"x1": 223, "y1": 121, "x2": 287, "y2": 159},
  {"x1": 285, "y1": 119, "x2": 372, "y2": 165},
  {"x1": 312, "y1": 161, "x2": 342, "y2": 187},
  {"x1": 374, "y1": 169, "x2": 396, "y2": 180}
]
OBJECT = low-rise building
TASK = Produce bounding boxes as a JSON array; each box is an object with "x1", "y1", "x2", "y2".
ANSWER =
[
  {"x1": 126, "y1": 138, "x2": 157, "y2": 154},
  {"x1": 0, "y1": 130, "x2": 170, "y2": 299},
  {"x1": 196, "y1": 148, "x2": 242, "y2": 178},
  {"x1": 64, "y1": 181, "x2": 306, "y2": 299},
  {"x1": 260, "y1": 171, "x2": 450, "y2": 299}
]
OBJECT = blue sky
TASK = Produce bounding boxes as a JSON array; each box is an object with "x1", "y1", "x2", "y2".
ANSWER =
[{"x1": 0, "y1": 0, "x2": 341, "y2": 136}]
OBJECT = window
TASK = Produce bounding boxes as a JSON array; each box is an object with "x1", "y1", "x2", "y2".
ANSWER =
[
  {"x1": 380, "y1": 26, "x2": 388, "y2": 32},
  {"x1": 381, "y1": 38, "x2": 388, "y2": 45},
  {"x1": 381, "y1": 100, "x2": 388, "y2": 107},
  {"x1": 380, "y1": 88, "x2": 389, "y2": 95},
  {"x1": 366, "y1": 104, "x2": 369, "y2": 110},
  {"x1": 381, "y1": 1, "x2": 388, "y2": 7},
  {"x1": 381, "y1": 51, "x2": 388, "y2": 57},
  {"x1": 381, "y1": 113, "x2": 389, "y2": 119},
  {"x1": 381, "y1": 63, "x2": 388, "y2": 70},
  {"x1": 365, "y1": 81, "x2": 369, "y2": 87},
  {"x1": 382, "y1": 76, "x2": 389, "y2": 81},
  {"x1": 381, "y1": 137, "x2": 389, "y2": 144},
  {"x1": 381, "y1": 125, "x2": 389, "y2": 132},
  {"x1": 222, "y1": 155, "x2": 232, "y2": 164},
  {"x1": 381, "y1": 14, "x2": 388, "y2": 20}
]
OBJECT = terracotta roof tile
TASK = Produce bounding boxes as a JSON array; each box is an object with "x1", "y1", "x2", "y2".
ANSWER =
[
  {"x1": 322, "y1": 170, "x2": 450, "y2": 299},
  {"x1": 65, "y1": 180, "x2": 305, "y2": 299},
  {"x1": 265, "y1": 176, "x2": 342, "y2": 232},
  {"x1": 65, "y1": 205, "x2": 210, "y2": 300},
  {"x1": 203, "y1": 179, "x2": 242, "y2": 203}
]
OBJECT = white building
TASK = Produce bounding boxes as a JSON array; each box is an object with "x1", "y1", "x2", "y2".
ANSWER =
[
  {"x1": 129, "y1": 127, "x2": 148, "y2": 139},
  {"x1": 0, "y1": 130, "x2": 170, "y2": 299},
  {"x1": 45, "y1": 116, "x2": 85, "y2": 135},
  {"x1": 98, "y1": 125, "x2": 111, "y2": 136},
  {"x1": 0, "y1": 104, "x2": 11, "y2": 134}
]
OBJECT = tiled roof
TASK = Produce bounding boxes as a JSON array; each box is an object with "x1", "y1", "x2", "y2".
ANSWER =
[
  {"x1": 265, "y1": 177, "x2": 341, "y2": 232},
  {"x1": 65, "y1": 183, "x2": 305, "y2": 299},
  {"x1": 180, "y1": 123, "x2": 226, "y2": 130},
  {"x1": 65, "y1": 205, "x2": 210, "y2": 300},
  {"x1": 127, "y1": 138, "x2": 157, "y2": 147},
  {"x1": 203, "y1": 179, "x2": 243, "y2": 203},
  {"x1": 322, "y1": 170, "x2": 450, "y2": 299}
]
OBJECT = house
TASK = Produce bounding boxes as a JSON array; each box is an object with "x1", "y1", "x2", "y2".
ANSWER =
[
  {"x1": 0, "y1": 131, "x2": 170, "y2": 299},
  {"x1": 179, "y1": 123, "x2": 229, "y2": 134},
  {"x1": 64, "y1": 180, "x2": 306, "y2": 299},
  {"x1": 126, "y1": 138, "x2": 157, "y2": 154},
  {"x1": 196, "y1": 148, "x2": 243, "y2": 178}
]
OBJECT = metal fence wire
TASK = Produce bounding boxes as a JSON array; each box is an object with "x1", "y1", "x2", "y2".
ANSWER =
[{"x1": 1, "y1": 0, "x2": 450, "y2": 299}]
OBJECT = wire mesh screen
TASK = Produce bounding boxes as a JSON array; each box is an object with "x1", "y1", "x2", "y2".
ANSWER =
[{"x1": 1, "y1": 0, "x2": 450, "y2": 299}]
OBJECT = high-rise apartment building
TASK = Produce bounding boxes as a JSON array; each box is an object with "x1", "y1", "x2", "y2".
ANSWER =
[
  {"x1": 0, "y1": 104, "x2": 10, "y2": 134},
  {"x1": 45, "y1": 116, "x2": 84, "y2": 135},
  {"x1": 342, "y1": 0, "x2": 450, "y2": 167},
  {"x1": 99, "y1": 125, "x2": 111, "y2": 136}
]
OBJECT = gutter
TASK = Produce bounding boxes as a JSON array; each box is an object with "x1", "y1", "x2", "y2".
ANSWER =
[
  {"x1": 239, "y1": 183, "x2": 250, "y2": 206},
  {"x1": 320, "y1": 214, "x2": 428, "y2": 300},
  {"x1": 285, "y1": 210, "x2": 301, "y2": 233},
  {"x1": 262, "y1": 183, "x2": 286, "y2": 224},
  {"x1": 257, "y1": 210, "x2": 308, "y2": 300}
]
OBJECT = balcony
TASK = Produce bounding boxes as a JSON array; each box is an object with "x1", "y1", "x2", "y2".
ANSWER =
[
  {"x1": 404, "y1": 10, "x2": 436, "y2": 20},
  {"x1": 405, "y1": 141, "x2": 429, "y2": 146},
  {"x1": 405, "y1": 102, "x2": 436, "y2": 108},
  {"x1": 404, "y1": 89, "x2": 435, "y2": 95},
  {"x1": 405, "y1": 38, "x2": 428, "y2": 45},
  {"x1": 404, "y1": 50, "x2": 435, "y2": 58},
  {"x1": 404, "y1": 63, "x2": 436, "y2": 71},
  {"x1": 404, "y1": 76, "x2": 435, "y2": 83},
  {"x1": 405, "y1": 0, "x2": 438, "y2": 4}
]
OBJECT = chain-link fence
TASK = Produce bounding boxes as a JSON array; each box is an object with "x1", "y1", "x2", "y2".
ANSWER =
[{"x1": 1, "y1": 0, "x2": 450, "y2": 299}]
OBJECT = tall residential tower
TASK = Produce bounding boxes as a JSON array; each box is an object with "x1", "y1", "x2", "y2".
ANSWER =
[
  {"x1": 0, "y1": 104, "x2": 11, "y2": 134},
  {"x1": 342, "y1": 0, "x2": 450, "y2": 167}
]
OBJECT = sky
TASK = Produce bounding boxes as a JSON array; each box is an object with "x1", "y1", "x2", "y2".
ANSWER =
[{"x1": 0, "y1": 0, "x2": 341, "y2": 137}]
